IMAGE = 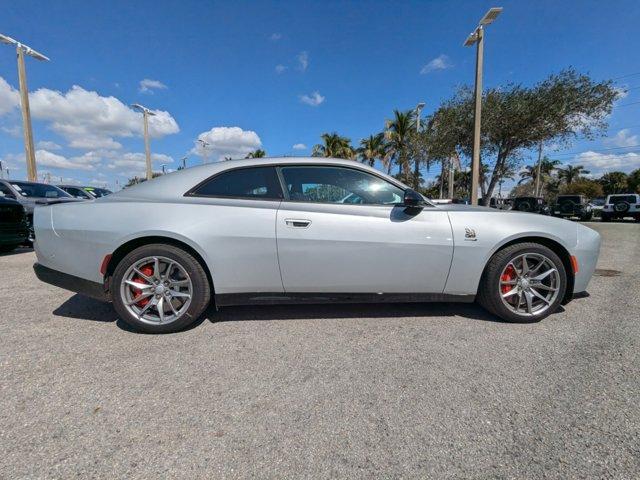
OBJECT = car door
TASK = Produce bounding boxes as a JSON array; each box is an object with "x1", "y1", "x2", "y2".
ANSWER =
[{"x1": 275, "y1": 165, "x2": 454, "y2": 294}]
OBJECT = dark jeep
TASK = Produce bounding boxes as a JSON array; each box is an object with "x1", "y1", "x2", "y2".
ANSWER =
[
  {"x1": 0, "y1": 194, "x2": 29, "y2": 253},
  {"x1": 512, "y1": 196, "x2": 550, "y2": 215},
  {"x1": 552, "y1": 195, "x2": 593, "y2": 221}
]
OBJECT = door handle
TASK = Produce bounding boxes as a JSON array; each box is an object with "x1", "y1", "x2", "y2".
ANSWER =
[{"x1": 285, "y1": 218, "x2": 312, "y2": 228}]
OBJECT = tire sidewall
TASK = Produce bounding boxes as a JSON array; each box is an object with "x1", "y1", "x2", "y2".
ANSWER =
[
  {"x1": 481, "y1": 244, "x2": 567, "y2": 323},
  {"x1": 111, "y1": 244, "x2": 210, "y2": 333}
]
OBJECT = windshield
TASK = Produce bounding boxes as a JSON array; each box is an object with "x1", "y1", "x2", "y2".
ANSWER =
[
  {"x1": 11, "y1": 182, "x2": 72, "y2": 199},
  {"x1": 84, "y1": 187, "x2": 112, "y2": 198}
]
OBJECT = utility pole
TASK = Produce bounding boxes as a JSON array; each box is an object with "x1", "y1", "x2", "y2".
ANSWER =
[
  {"x1": 1, "y1": 34, "x2": 49, "y2": 182},
  {"x1": 131, "y1": 103, "x2": 156, "y2": 181},
  {"x1": 448, "y1": 161, "x2": 455, "y2": 199},
  {"x1": 463, "y1": 7, "x2": 503, "y2": 205},
  {"x1": 181, "y1": 156, "x2": 187, "y2": 169},
  {"x1": 534, "y1": 141, "x2": 543, "y2": 197},
  {"x1": 414, "y1": 102, "x2": 425, "y2": 189}
]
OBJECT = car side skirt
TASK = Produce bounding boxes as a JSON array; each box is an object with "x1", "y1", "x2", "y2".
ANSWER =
[
  {"x1": 215, "y1": 292, "x2": 476, "y2": 307},
  {"x1": 33, "y1": 263, "x2": 108, "y2": 301}
]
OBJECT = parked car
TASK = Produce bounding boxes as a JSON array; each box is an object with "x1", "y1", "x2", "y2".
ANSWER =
[
  {"x1": 512, "y1": 196, "x2": 550, "y2": 215},
  {"x1": 589, "y1": 197, "x2": 605, "y2": 218},
  {"x1": 58, "y1": 185, "x2": 113, "y2": 199},
  {"x1": 480, "y1": 197, "x2": 512, "y2": 210},
  {"x1": 33, "y1": 157, "x2": 600, "y2": 333},
  {"x1": 601, "y1": 194, "x2": 640, "y2": 222},
  {"x1": 0, "y1": 194, "x2": 29, "y2": 252},
  {"x1": 552, "y1": 195, "x2": 593, "y2": 221},
  {"x1": 0, "y1": 180, "x2": 81, "y2": 242}
]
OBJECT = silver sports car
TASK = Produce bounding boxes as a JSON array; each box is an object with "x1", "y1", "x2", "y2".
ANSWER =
[{"x1": 33, "y1": 157, "x2": 601, "y2": 333}]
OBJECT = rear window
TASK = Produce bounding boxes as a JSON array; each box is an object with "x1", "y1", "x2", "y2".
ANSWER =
[
  {"x1": 189, "y1": 166, "x2": 283, "y2": 199},
  {"x1": 557, "y1": 196, "x2": 581, "y2": 203},
  {"x1": 11, "y1": 182, "x2": 71, "y2": 199},
  {"x1": 608, "y1": 195, "x2": 637, "y2": 203}
]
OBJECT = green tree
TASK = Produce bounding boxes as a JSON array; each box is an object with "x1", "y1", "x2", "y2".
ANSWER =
[
  {"x1": 245, "y1": 149, "x2": 267, "y2": 158},
  {"x1": 385, "y1": 110, "x2": 414, "y2": 182},
  {"x1": 599, "y1": 171, "x2": 628, "y2": 195},
  {"x1": 557, "y1": 164, "x2": 589, "y2": 184},
  {"x1": 560, "y1": 179, "x2": 604, "y2": 198},
  {"x1": 429, "y1": 69, "x2": 619, "y2": 205},
  {"x1": 357, "y1": 133, "x2": 387, "y2": 167},
  {"x1": 125, "y1": 172, "x2": 162, "y2": 187},
  {"x1": 518, "y1": 156, "x2": 561, "y2": 194},
  {"x1": 627, "y1": 168, "x2": 640, "y2": 193},
  {"x1": 312, "y1": 132, "x2": 355, "y2": 159}
]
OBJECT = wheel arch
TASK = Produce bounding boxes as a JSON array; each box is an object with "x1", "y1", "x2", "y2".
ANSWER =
[
  {"x1": 104, "y1": 235, "x2": 214, "y2": 297},
  {"x1": 481, "y1": 236, "x2": 575, "y2": 304}
]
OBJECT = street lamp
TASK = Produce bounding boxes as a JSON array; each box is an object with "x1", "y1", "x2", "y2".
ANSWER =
[
  {"x1": 463, "y1": 7, "x2": 502, "y2": 205},
  {"x1": 413, "y1": 102, "x2": 426, "y2": 188},
  {"x1": 197, "y1": 139, "x2": 211, "y2": 164},
  {"x1": 0, "y1": 33, "x2": 49, "y2": 182},
  {"x1": 131, "y1": 103, "x2": 156, "y2": 180},
  {"x1": 180, "y1": 156, "x2": 188, "y2": 169}
]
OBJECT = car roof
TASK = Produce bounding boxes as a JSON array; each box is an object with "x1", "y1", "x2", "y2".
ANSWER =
[{"x1": 103, "y1": 156, "x2": 411, "y2": 202}]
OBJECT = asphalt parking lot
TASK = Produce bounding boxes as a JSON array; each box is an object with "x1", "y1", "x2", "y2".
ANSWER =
[{"x1": 1, "y1": 221, "x2": 638, "y2": 479}]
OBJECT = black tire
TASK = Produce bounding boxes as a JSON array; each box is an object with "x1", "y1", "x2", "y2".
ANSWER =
[
  {"x1": 581, "y1": 211, "x2": 593, "y2": 221},
  {"x1": 601, "y1": 213, "x2": 611, "y2": 222},
  {"x1": 0, "y1": 244, "x2": 20, "y2": 253},
  {"x1": 111, "y1": 244, "x2": 211, "y2": 333},
  {"x1": 477, "y1": 242, "x2": 567, "y2": 323}
]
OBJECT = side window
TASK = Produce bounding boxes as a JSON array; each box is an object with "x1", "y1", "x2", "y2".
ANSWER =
[
  {"x1": 280, "y1": 166, "x2": 404, "y2": 205},
  {"x1": 0, "y1": 183, "x2": 15, "y2": 198},
  {"x1": 190, "y1": 166, "x2": 283, "y2": 200}
]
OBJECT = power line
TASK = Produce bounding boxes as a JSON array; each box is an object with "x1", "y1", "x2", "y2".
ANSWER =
[
  {"x1": 612, "y1": 71, "x2": 640, "y2": 81},
  {"x1": 616, "y1": 101, "x2": 640, "y2": 108}
]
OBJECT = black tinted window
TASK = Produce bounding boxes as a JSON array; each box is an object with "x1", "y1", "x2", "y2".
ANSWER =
[
  {"x1": 280, "y1": 166, "x2": 404, "y2": 205},
  {"x1": 191, "y1": 167, "x2": 283, "y2": 199}
]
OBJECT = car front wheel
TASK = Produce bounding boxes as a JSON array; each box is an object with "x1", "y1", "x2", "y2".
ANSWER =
[
  {"x1": 111, "y1": 244, "x2": 211, "y2": 333},
  {"x1": 478, "y1": 243, "x2": 567, "y2": 323}
]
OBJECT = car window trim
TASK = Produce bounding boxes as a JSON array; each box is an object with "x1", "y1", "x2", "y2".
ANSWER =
[{"x1": 184, "y1": 164, "x2": 285, "y2": 201}]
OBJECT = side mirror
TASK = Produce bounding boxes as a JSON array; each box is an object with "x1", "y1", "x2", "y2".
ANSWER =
[{"x1": 403, "y1": 189, "x2": 424, "y2": 207}]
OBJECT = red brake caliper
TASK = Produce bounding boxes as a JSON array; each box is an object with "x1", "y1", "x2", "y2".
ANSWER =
[
  {"x1": 501, "y1": 265, "x2": 516, "y2": 295},
  {"x1": 132, "y1": 264, "x2": 154, "y2": 307}
]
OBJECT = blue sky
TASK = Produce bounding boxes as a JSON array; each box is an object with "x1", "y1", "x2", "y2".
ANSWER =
[{"x1": 1, "y1": 0, "x2": 639, "y2": 190}]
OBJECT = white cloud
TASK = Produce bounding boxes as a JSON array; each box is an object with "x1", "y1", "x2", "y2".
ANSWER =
[
  {"x1": 5, "y1": 149, "x2": 100, "y2": 171},
  {"x1": 572, "y1": 151, "x2": 640, "y2": 174},
  {"x1": 604, "y1": 129, "x2": 638, "y2": 148},
  {"x1": 299, "y1": 91, "x2": 325, "y2": 107},
  {"x1": 292, "y1": 143, "x2": 307, "y2": 150},
  {"x1": 275, "y1": 64, "x2": 287, "y2": 74},
  {"x1": 270, "y1": 33, "x2": 282, "y2": 41},
  {"x1": 139, "y1": 79, "x2": 168, "y2": 94},
  {"x1": 36, "y1": 140, "x2": 62, "y2": 150},
  {"x1": 0, "y1": 77, "x2": 19, "y2": 115},
  {"x1": 25, "y1": 83, "x2": 179, "y2": 149},
  {"x1": 107, "y1": 152, "x2": 174, "y2": 175},
  {"x1": 1, "y1": 125, "x2": 21, "y2": 138},
  {"x1": 297, "y1": 51, "x2": 309, "y2": 71},
  {"x1": 192, "y1": 126, "x2": 262, "y2": 161},
  {"x1": 420, "y1": 54, "x2": 453, "y2": 74}
]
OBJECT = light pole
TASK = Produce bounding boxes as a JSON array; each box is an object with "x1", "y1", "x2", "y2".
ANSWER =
[
  {"x1": 0, "y1": 33, "x2": 49, "y2": 182},
  {"x1": 533, "y1": 141, "x2": 543, "y2": 197},
  {"x1": 131, "y1": 103, "x2": 156, "y2": 180},
  {"x1": 180, "y1": 156, "x2": 187, "y2": 169},
  {"x1": 463, "y1": 7, "x2": 502, "y2": 205},
  {"x1": 198, "y1": 139, "x2": 211, "y2": 164},
  {"x1": 414, "y1": 102, "x2": 425, "y2": 189}
]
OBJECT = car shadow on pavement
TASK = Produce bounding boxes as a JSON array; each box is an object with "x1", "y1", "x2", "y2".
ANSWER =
[
  {"x1": 0, "y1": 246, "x2": 33, "y2": 257},
  {"x1": 53, "y1": 293, "x2": 522, "y2": 333}
]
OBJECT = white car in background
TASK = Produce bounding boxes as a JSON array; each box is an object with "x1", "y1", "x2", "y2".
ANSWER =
[{"x1": 601, "y1": 194, "x2": 640, "y2": 222}]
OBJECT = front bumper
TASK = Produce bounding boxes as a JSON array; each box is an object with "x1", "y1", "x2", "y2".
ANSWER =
[
  {"x1": 33, "y1": 263, "x2": 109, "y2": 301},
  {"x1": 573, "y1": 225, "x2": 601, "y2": 293}
]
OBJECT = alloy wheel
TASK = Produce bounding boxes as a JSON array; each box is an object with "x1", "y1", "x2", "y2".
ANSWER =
[
  {"x1": 119, "y1": 255, "x2": 193, "y2": 325},
  {"x1": 498, "y1": 253, "x2": 561, "y2": 317}
]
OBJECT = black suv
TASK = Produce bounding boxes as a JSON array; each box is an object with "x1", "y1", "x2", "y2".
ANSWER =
[
  {"x1": 512, "y1": 196, "x2": 550, "y2": 215},
  {"x1": 0, "y1": 195, "x2": 29, "y2": 253},
  {"x1": 552, "y1": 195, "x2": 593, "y2": 221}
]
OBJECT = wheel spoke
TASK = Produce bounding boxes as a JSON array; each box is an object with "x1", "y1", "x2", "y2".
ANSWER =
[
  {"x1": 530, "y1": 288, "x2": 551, "y2": 304},
  {"x1": 500, "y1": 279, "x2": 517, "y2": 286},
  {"x1": 162, "y1": 261, "x2": 175, "y2": 281},
  {"x1": 133, "y1": 267, "x2": 154, "y2": 283},
  {"x1": 168, "y1": 290, "x2": 191, "y2": 299},
  {"x1": 523, "y1": 290, "x2": 534, "y2": 314},
  {"x1": 127, "y1": 291, "x2": 153, "y2": 306},
  {"x1": 521, "y1": 255, "x2": 529, "y2": 275},
  {"x1": 153, "y1": 257, "x2": 161, "y2": 281},
  {"x1": 167, "y1": 298, "x2": 179, "y2": 315},
  {"x1": 157, "y1": 297, "x2": 165, "y2": 323},
  {"x1": 508, "y1": 261, "x2": 521, "y2": 278},
  {"x1": 531, "y1": 283, "x2": 557, "y2": 292},
  {"x1": 502, "y1": 288, "x2": 519, "y2": 298},
  {"x1": 169, "y1": 278, "x2": 190, "y2": 287},
  {"x1": 137, "y1": 298, "x2": 155, "y2": 318},
  {"x1": 532, "y1": 268, "x2": 557, "y2": 281},
  {"x1": 125, "y1": 279, "x2": 153, "y2": 290}
]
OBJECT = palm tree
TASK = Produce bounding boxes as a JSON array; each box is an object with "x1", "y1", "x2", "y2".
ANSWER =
[
  {"x1": 357, "y1": 133, "x2": 387, "y2": 167},
  {"x1": 558, "y1": 164, "x2": 589, "y2": 185},
  {"x1": 312, "y1": 132, "x2": 355, "y2": 159},
  {"x1": 245, "y1": 149, "x2": 266, "y2": 158},
  {"x1": 385, "y1": 110, "x2": 413, "y2": 180}
]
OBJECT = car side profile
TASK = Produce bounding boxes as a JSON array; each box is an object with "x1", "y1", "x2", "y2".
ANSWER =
[{"x1": 33, "y1": 157, "x2": 601, "y2": 333}]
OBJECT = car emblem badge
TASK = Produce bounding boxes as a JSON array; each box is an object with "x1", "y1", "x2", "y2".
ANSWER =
[{"x1": 464, "y1": 227, "x2": 477, "y2": 241}]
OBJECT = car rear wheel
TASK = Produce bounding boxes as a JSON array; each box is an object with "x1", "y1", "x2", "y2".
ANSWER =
[
  {"x1": 111, "y1": 244, "x2": 211, "y2": 333},
  {"x1": 478, "y1": 243, "x2": 567, "y2": 323}
]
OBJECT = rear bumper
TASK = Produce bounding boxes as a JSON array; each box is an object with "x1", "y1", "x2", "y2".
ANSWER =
[{"x1": 33, "y1": 263, "x2": 109, "y2": 301}]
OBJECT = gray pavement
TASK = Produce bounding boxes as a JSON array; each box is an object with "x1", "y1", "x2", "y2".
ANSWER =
[{"x1": 0, "y1": 222, "x2": 638, "y2": 479}]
